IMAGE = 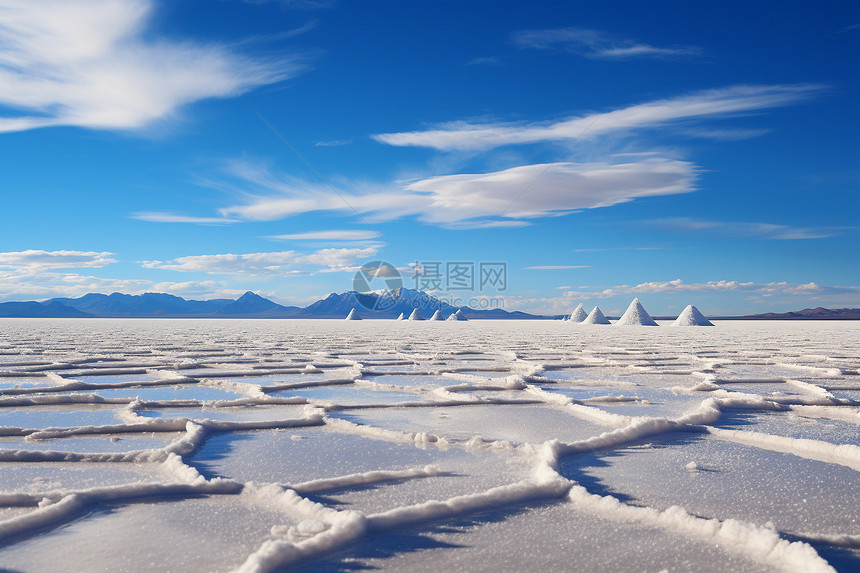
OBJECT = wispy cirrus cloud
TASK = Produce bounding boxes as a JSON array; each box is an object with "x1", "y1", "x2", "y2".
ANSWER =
[
  {"x1": 0, "y1": 249, "x2": 116, "y2": 269},
  {"x1": 142, "y1": 247, "x2": 378, "y2": 276},
  {"x1": 131, "y1": 212, "x2": 239, "y2": 224},
  {"x1": 267, "y1": 230, "x2": 380, "y2": 241},
  {"x1": 373, "y1": 84, "x2": 824, "y2": 151},
  {"x1": 209, "y1": 156, "x2": 696, "y2": 228},
  {"x1": 645, "y1": 217, "x2": 842, "y2": 240},
  {"x1": 681, "y1": 127, "x2": 773, "y2": 141},
  {"x1": 0, "y1": 0, "x2": 297, "y2": 134},
  {"x1": 512, "y1": 27, "x2": 700, "y2": 60},
  {"x1": 314, "y1": 139, "x2": 353, "y2": 147}
]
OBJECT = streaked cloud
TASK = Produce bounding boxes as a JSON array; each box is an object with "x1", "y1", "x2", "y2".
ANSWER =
[
  {"x1": 131, "y1": 212, "x2": 239, "y2": 224},
  {"x1": 0, "y1": 0, "x2": 296, "y2": 134},
  {"x1": 142, "y1": 247, "x2": 378, "y2": 276},
  {"x1": 513, "y1": 27, "x2": 700, "y2": 60},
  {"x1": 213, "y1": 156, "x2": 696, "y2": 228},
  {"x1": 571, "y1": 279, "x2": 860, "y2": 299},
  {"x1": 267, "y1": 230, "x2": 380, "y2": 241},
  {"x1": 645, "y1": 217, "x2": 841, "y2": 240},
  {"x1": 681, "y1": 127, "x2": 773, "y2": 141},
  {"x1": 406, "y1": 159, "x2": 696, "y2": 223},
  {"x1": 373, "y1": 84, "x2": 824, "y2": 151},
  {"x1": 314, "y1": 139, "x2": 353, "y2": 147},
  {"x1": 0, "y1": 249, "x2": 116, "y2": 269}
]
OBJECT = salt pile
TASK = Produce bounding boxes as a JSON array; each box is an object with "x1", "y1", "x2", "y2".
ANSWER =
[
  {"x1": 429, "y1": 310, "x2": 444, "y2": 321},
  {"x1": 344, "y1": 308, "x2": 362, "y2": 321},
  {"x1": 569, "y1": 303, "x2": 587, "y2": 323},
  {"x1": 395, "y1": 312, "x2": 405, "y2": 321},
  {"x1": 581, "y1": 306, "x2": 611, "y2": 324},
  {"x1": 671, "y1": 305, "x2": 714, "y2": 327},
  {"x1": 408, "y1": 308, "x2": 424, "y2": 321},
  {"x1": 615, "y1": 298, "x2": 658, "y2": 326},
  {"x1": 446, "y1": 309, "x2": 468, "y2": 321}
]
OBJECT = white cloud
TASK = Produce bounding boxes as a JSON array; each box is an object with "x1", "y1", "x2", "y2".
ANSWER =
[
  {"x1": 373, "y1": 84, "x2": 824, "y2": 151},
  {"x1": 0, "y1": 268, "x2": 253, "y2": 302},
  {"x1": 0, "y1": 0, "x2": 295, "y2": 134},
  {"x1": 0, "y1": 249, "x2": 116, "y2": 269},
  {"x1": 0, "y1": 269, "x2": 147, "y2": 300},
  {"x1": 213, "y1": 157, "x2": 696, "y2": 228},
  {"x1": 405, "y1": 159, "x2": 696, "y2": 222},
  {"x1": 682, "y1": 128, "x2": 773, "y2": 141},
  {"x1": 573, "y1": 279, "x2": 860, "y2": 299},
  {"x1": 513, "y1": 27, "x2": 700, "y2": 60},
  {"x1": 131, "y1": 212, "x2": 239, "y2": 224},
  {"x1": 314, "y1": 139, "x2": 353, "y2": 147},
  {"x1": 485, "y1": 280, "x2": 860, "y2": 315},
  {"x1": 143, "y1": 247, "x2": 378, "y2": 276},
  {"x1": 267, "y1": 230, "x2": 379, "y2": 241},
  {"x1": 645, "y1": 218, "x2": 839, "y2": 240}
]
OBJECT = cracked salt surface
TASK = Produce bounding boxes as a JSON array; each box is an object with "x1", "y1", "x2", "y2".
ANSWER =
[{"x1": 0, "y1": 318, "x2": 857, "y2": 572}]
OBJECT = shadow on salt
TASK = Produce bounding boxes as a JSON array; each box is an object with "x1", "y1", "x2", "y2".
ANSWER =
[
  {"x1": 298, "y1": 498, "x2": 770, "y2": 573},
  {"x1": 329, "y1": 404, "x2": 607, "y2": 444},
  {"x1": 0, "y1": 494, "x2": 296, "y2": 572},
  {"x1": 561, "y1": 433, "x2": 860, "y2": 539}
]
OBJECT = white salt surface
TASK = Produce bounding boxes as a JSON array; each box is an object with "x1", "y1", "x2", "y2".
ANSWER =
[{"x1": 0, "y1": 318, "x2": 857, "y2": 572}]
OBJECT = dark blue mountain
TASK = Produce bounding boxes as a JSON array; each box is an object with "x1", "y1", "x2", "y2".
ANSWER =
[
  {"x1": 0, "y1": 301, "x2": 93, "y2": 318},
  {"x1": 46, "y1": 292, "x2": 233, "y2": 316},
  {"x1": 217, "y1": 291, "x2": 301, "y2": 315},
  {"x1": 1, "y1": 289, "x2": 544, "y2": 319},
  {"x1": 299, "y1": 287, "x2": 540, "y2": 319}
]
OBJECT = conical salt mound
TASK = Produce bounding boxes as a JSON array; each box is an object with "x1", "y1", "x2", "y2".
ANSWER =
[
  {"x1": 408, "y1": 308, "x2": 424, "y2": 321},
  {"x1": 395, "y1": 312, "x2": 405, "y2": 321},
  {"x1": 569, "y1": 303, "x2": 587, "y2": 323},
  {"x1": 344, "y1": 308, "x2": 362, "y2": 321},
  {"x1": 446, "y1": 309, "x2": 468, "y2": 321},
  {"x1": 582, "y1": 306, "x2": 611, "y2": 325},
  {"x1": 615, "y1": 298, "x2": 658, "y2": 326},
  {"x1": 671, "y1": 305, "x2": 714, "y2": 326},
  {"x1": 429, "y1": 309, "x2": 444, "y2": 321}
]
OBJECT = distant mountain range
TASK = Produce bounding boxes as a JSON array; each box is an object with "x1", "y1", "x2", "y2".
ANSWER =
[
  {"x1": 724, "y1": 307, "x2": 860, "y2": 320},
  {"x1": 0, "y1": 288, "x2": 540, "y2": 319},
  {"x1": 0, "y1": 291, "x2": 857, "y2": 320}
]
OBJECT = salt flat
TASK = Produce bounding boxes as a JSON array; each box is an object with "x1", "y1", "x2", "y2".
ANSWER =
[{"x1": 0, "y1": 318, "x2": 858, "y2": 572}]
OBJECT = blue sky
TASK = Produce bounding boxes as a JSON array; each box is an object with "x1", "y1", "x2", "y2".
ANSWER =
[{"x1": 0, "y1": 0, "x2": 858, "y2": 316}]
